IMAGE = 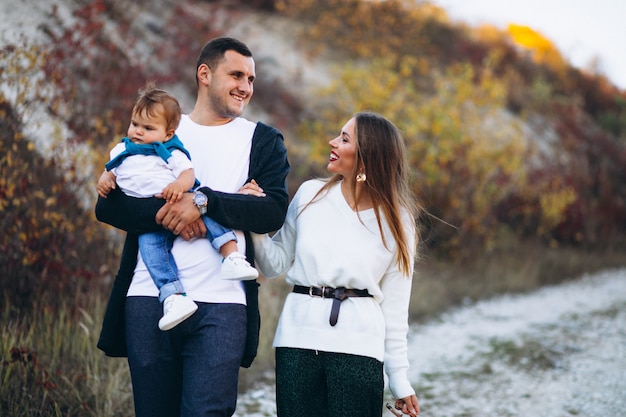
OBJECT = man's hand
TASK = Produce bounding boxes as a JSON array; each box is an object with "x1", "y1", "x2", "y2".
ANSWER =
[
  {"x1": 179, "y1": 218, "x2": 207, "y2": 241},
  {"x1": 156, "y1": 192, "x2": 200, "y2": 235}
]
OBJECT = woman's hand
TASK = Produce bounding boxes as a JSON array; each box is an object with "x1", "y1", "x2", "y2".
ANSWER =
[
  {"x1": 392, "y1": 395, "x2": 419, "y2": 416},
  {"x1": 238, "y1": 179, "x2": 265, "y2": 197}
]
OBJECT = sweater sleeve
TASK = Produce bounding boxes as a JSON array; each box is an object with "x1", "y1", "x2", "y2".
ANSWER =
[
  {"x1": 95, "y1": 188, "x2": 166, "y2": 234},
  {"x1": 380, "y1": 217, "x2": 417, "y2": 399},
  {"x1": 250, "y1": 184, "x2": 300, "y2": 278}
]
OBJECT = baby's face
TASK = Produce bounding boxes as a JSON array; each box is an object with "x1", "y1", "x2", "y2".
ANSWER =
[{"x1": 127, "y1": 106, "x2": 170, "y2": 144}]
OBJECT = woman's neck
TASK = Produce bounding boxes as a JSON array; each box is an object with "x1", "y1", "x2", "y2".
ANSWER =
[{"x1": 341, "y1": 178, "x2": 373, "y2": 211}]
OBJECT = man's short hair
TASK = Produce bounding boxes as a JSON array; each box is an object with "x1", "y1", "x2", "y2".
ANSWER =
[{"x1": 196, "y1": 37, "x2": 253, "y2": 72}]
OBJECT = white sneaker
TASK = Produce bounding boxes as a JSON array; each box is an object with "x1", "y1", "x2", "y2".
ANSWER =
[
  {"x1": 220, "y1": 252, "x2": 259, "y2": 281},
  {"x1": 158, "y1": 294, "x2": 198, "y2": 331}
]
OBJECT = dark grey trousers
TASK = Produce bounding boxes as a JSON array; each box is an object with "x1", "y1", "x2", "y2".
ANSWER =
[{"x1": 275, "y1": 347, "x2": 384, "y2": 417}]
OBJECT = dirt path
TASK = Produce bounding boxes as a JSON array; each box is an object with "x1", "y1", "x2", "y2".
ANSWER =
[{"x1": 408, "y1": 267, "x2": 626, "y2": 417}]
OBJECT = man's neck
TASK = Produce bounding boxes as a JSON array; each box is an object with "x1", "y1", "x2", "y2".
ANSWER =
[{"x1": 188, "y1": 107, "x2": 235, "y2": 126}]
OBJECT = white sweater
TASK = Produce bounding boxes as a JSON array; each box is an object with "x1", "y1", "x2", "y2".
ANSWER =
[{"x1": 252, "y1": 179, "x2": 416, "y2": 399}]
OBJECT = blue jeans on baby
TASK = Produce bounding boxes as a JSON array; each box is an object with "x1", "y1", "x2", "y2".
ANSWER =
[{"x1": 138, "y1": 216, "x2": 237, "y2": 302}]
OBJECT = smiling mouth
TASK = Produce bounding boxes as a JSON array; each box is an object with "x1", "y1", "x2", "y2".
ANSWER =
[{"x1": 329, "y1": 152, "x2": 339, "y2": 161}]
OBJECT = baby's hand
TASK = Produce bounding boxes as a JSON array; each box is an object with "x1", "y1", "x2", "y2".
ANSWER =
[
  {"x1": 96, "y1": 171, "x2": 116, "y2": 198},
  {"x1": 161, "y1": 184, "x2": 186, "y2": 203}
]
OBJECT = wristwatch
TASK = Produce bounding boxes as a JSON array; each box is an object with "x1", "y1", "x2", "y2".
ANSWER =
[{"x1": 193, "y1": 191, "x2": 208, "y2": 215}]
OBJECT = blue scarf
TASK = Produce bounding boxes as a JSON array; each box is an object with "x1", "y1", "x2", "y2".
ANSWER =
[{"x1": 105, "y1": 135, "x2": 200, "y2": 188}]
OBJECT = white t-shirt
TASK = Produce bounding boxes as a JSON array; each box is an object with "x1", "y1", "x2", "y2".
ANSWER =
[{"x1": 127, "y1": 115, "x2": 257, "y2": 304}]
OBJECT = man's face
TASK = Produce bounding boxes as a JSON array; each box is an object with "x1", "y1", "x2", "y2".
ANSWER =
[{"x1": 207, "y1": 50, "x2": 255, "y2": 119}]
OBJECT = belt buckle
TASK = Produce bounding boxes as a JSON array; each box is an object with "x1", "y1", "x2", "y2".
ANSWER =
[{"x1": 309, "y1": 286, "x2": 327, "y2": 298}]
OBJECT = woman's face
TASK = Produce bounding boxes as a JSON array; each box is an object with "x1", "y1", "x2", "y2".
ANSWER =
[{"x1": 327, "y1": 117, "x2": 357, "y2": 178}]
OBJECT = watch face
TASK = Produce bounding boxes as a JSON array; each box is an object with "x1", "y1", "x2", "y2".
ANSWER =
[{"x1": 194, "y1": 192, "x2": 208, "y2": 206}]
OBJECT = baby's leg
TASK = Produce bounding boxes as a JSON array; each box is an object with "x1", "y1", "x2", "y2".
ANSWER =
[
  {"x1": 219, "y1": 241, "x2": 258, "y2": 281},
  {"x1": 218, "y1": 240, "x2": 238, "y2": 258},
  {"x1": 201, "y1": 216, "x2": 258, "y2": 280}
]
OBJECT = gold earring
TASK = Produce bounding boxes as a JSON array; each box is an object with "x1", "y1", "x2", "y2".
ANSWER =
[{"x1": 356, "y1": 172, "x2": 366, "y2": 183}]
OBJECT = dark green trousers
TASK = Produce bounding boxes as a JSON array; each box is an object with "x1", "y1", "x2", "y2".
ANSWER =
[{"x1": 275, "y1": 347, "x2": 384, "y2": 417}]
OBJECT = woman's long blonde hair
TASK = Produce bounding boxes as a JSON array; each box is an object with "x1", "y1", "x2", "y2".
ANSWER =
[{"x1": 305, "y1": 112, "x2": 420, "y2": 276}]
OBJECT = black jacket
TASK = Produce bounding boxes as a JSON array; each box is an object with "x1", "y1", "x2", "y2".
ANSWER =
[{"x1": 95, "y1": 121, "x2": 290, "y2": 368}]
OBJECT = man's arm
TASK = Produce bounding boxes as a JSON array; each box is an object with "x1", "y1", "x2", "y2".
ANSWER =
[
  {"x1": 156, "y1": 122, "x2": 290, "y2": 235},
  {"x1": 95, "y1": 187, "x2": 166, "y2": 234}
]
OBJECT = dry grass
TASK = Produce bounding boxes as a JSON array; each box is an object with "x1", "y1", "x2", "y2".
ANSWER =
[
  {"x1": 410, "y1": 240, "x2": 626, "y2": 321},
  {"x1": 3, "y1": 242, "x2": 624, "y2": 413},
  {"x1": 0, "y1": 298, "x2": 133, "y2": 417}
]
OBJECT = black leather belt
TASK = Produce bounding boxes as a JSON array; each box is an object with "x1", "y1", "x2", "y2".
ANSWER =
[{"x1": 292, "y1": 285, "x2": 372, "y2": 326}]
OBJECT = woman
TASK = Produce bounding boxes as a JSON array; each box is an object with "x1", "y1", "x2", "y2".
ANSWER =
[{"x1": 252, "y1": 112, "x2": 421, "y2": 417}]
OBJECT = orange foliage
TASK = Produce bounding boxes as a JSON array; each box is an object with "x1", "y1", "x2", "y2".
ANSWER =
[{"x1": 506, "y1": 24, "x2": 567, "y2": 73}]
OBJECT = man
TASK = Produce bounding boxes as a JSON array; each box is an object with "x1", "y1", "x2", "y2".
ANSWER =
[{"x1": 96, "y1": 37, "x2": 290, "y2": 417}]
